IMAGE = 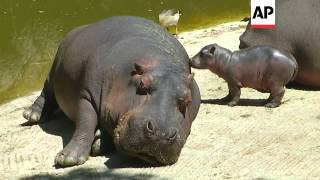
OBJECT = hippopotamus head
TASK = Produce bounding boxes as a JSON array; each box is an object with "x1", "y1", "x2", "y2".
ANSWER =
[
  {"x1": 190, "y1": 44, "x2": 219, "y2": 69},
  {"x1": 239, "y1": 22, "x2": 268, "y2": 49},
  {"x1": 113, "y1": 57, "x2": 198, "y2": 166}
]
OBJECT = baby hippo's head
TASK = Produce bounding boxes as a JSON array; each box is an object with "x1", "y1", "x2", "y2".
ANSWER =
[{"x1": 190, "y1": 44, "x2": 217, "y2": 69}]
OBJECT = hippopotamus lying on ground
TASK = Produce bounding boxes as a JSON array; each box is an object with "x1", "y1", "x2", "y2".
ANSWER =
[
  {"x1": 22, "y1": 16, "x2": 201, "y2": 167},
  {"x1": 239, "y1": 0, "x2": 320, "y2": 88},
  {"x1": 191, "y1": 44, "x2": 297, "y2": 107}
]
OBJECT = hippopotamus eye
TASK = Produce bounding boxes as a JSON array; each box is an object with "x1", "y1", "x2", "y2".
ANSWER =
[
  {"x1": 178, "y1": 101, "x2": 187, "y2": 117},
  {"x1": 133, "y1": 74, "x2": 153, "y2": 95},
  {"x1": 177, "y1": 95, "x2": 191, "y2": 117},
  {"x1": 178, "y1": 96, "x2": 191, "y2": 106},
  {"x1": 202, "y1": 49, "x2": 209, "y2": 55},
  {"x1": 177, "y1": 88, "x2": 192, "y2": 105},
  {"x1": 200, "y1": 49, "x2": 211, "y2": 58},
  {"x1": 136, "y1": 78, "x2": 153, "y2": 95},
  {"x1": 177, "y1": 97, "x2": 185, "y2": 104}
]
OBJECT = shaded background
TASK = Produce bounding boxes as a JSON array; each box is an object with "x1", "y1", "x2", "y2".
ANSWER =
[{"x1": 0, "y1": 0, "x2": 249, "y2": 104}]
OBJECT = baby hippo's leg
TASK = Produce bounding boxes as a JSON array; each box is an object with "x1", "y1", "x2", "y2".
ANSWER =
[
  {"x1": 227, "y1": 83, "x2": 241, "y2": 106},
  {"x1": 265, "y1": 85, "x2": 285, "y2": 108}
]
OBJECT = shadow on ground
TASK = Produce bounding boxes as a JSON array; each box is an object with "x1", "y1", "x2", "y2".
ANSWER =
[
  {"x1": 38, "y1": 111, "x2": 75, "y2": 147},
  {"x1": 286, "y1": 82, "x2": 320, "y2": 91},
  {"x1": 104, "y1": 153, "x2": 154, "y2": 169},
  {"x1": 21, "y1": 110, "x2": 155, "y2": 170},
  {"x1": 19, "y1": 113, "x2": 159, "y2": 178},
  {"x1": 201, "y1": 98, "x2": 267, "y2": 107},
  {"x1": 19, "y1": 168, "x2": 160, "y2": 180}
]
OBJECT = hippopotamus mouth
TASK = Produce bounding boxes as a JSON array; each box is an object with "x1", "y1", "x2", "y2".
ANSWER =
[
  {"x1": 113, "y1": 112, "x2": 132, "y2": 151},
  {"x1": 113, "y1": 111, "x2": 183, "y2": 166}
]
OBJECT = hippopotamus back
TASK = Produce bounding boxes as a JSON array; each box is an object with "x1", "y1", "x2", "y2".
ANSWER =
[{"x1": 58, "y1": 16, "x2": 189, "y2": 68}]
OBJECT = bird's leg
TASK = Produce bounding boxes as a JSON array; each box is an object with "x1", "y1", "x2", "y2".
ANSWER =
[
  {"x1": 176, "y1": 25, "x2": 178, "y2": 35},
  {"x1": 175, "y1": 25, "x2": 179, "y2": 38}
]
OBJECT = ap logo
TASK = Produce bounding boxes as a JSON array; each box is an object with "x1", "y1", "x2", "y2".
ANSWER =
[{"x1": 251, "y1": 0, "x2": 275, "y2": 28}]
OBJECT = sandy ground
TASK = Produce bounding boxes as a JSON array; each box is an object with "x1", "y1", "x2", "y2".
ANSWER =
[{"x1": 1, "y1": 22, "x2": 320, "y2": 180}]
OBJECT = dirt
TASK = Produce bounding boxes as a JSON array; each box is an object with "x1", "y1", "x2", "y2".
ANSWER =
[{"x1": 1, "y1": 22, "x2": 320, "y2": 180}]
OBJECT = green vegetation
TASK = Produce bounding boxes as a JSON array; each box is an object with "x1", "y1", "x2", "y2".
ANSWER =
[{"x1": 0, "y1": 0, "x2": 249, "y2": 104}]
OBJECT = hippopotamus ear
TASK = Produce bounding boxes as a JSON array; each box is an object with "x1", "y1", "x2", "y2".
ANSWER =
[
  {"x1": 132, "y1": 63, "x2": 145, "y2": 75},
  {"x1": 202, "y1": 45, "x2": 216, "y2": 56},
  {"x1": 209, "y1": 45, "x2": 216, "y2": 54},
  {"x1": 241, "y1": 16, "x2": 251, "y2": 22},
  {"x1": 132, "y1": 59, "x2": 160, "y2": 76}
]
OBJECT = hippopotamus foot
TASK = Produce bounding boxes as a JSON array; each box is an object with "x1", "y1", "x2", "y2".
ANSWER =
[
  {"x1": 91, "y1": 129, "x2": 116, "y2": 156},
  {"x1": 91, "y1": 138, "x2": 101, "y2": 156},
  {"x1": 227, "y1": 100, "x2": 238, "y2": 107},
  {"x1": 23, "y1": 106, "x2": 41, "y2": 124},
  {"x1": 265, "y1": 101, "x2": 282, "y2": 108},
  {"x1": 226, "y1": 83, "x2": 241, "y2": 107},
  {"x1": 265, "y1": 86, "x2": 285, "y2": 108},
  {"x1": 91, "y1": 129, "x2": 102, "y2": 156},
  {"x1": 55, "y1": 98, "x2": 98, "y2": 167},
  {"x1": 54, "y1": 140, "x2": 91, "y2": 167},
  {"x1": 220, "y1": 94, "x2": 232, "y2": 102},
  {"x1": 22, "y1": 80, "x2": 57, "y2": 125}
]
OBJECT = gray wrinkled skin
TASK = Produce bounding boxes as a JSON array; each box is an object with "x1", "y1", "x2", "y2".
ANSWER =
[
  {"x1": 239, "y1": 0, "x2": 320, "y2": 88},
  {"x1": 23, "y1": 16, "x2": 201, "y2": 167},
  {"x1": 191, "y1": 44, "x2": 297, "y2": 107}
]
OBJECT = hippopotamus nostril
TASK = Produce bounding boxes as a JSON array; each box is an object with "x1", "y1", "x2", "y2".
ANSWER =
[
  {"x1": 146, "y1": 120, "x2": 155, "y2": 135},
  {"x1": 167, "y1": 129, "x2": 177, "y2": 141}
]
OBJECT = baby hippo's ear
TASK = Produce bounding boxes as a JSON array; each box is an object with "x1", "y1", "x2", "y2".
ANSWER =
[
  {"x1": 209, "y1": 45, "x2": 216, "y2": 54},
  {"x1": 202, "y1": 45, "x2": 216, "y2": 56}
]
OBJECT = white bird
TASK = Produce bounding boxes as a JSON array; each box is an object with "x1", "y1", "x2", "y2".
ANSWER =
[{"x1": 159, "y1": 9, "x2": 182, "y2": 36}]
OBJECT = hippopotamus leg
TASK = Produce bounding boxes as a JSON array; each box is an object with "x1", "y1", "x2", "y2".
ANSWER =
[
  {"x1": 226, "y1": 83, "x2": 241, "y2": 106},
  {"x1": 91, "y1": 128, "x2": 116, "y2": 157},
  {"x1": 54, "y1": 98, "x2": 98, "y2": 167},
  {"x1": 91, "y1": 138, "x2": 101, "y2": 156},
  {"x1": 91, "y1": 129, "x2": 102, "y2": 156},
  {"x1": 23, "y1": 78, "x2": 58, "y2": 124},
  {"x1": 265, "y1": 85, "x2": 285, "y2": 108}
]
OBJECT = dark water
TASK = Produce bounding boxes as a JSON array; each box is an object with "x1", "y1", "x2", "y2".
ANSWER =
[{"x1": 0, "y1": 0, "x2": 249, "y2": 104}]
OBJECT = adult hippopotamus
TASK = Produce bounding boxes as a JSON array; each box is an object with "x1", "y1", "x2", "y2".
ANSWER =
[
  {"x1": 22, "y1": 16, "x2": 201, "y2": 167},
  {"x1": 191, "y1": 44, "x2": 298, "y2": 107},
  {"x1": 239, "y1": 0, "x2": 320, "y2": 88}
]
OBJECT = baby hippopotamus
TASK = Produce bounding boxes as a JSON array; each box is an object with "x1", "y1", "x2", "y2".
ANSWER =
[{"x1": 190, "y1": 44, "x2": 298, "y2": 108}]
